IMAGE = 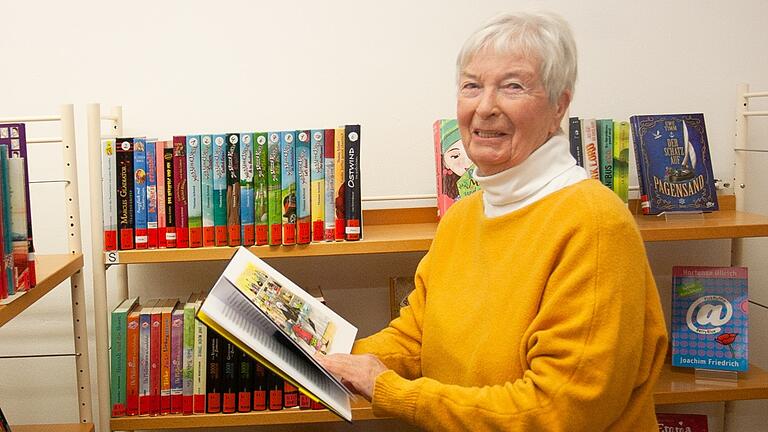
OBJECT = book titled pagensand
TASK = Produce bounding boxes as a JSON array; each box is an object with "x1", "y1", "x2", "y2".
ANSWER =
[{"x1": 197, "y1": 246, "x2": 357, "y2": 421}]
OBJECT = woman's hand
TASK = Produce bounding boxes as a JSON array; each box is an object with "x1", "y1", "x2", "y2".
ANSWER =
[{"x1": 315, "y1": 353, "x2": 389, "y2": 401}]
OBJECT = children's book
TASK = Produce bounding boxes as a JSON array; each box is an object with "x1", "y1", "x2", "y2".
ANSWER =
[
  {"x1": 343, "y1": 125, "x2": 361, "y2": 241},
  {"x1": 197, "y1": 246, "x2": 357, "y2": 422},
  {"x1": 630, "y1": 113, "x2": 719, "y2": 215},
  {"x1": 656, "y1": 413, "x2": 709, "y2": 432},
  {"x1": 671, "y1": 266, "x2": 748, "y2": 372},
  {"x1": 433, "y1": 119, "x2": 480, "y2": 218}
]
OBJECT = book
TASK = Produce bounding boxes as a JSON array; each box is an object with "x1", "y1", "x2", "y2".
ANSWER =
[
  {"x1": 630, "y1": 113, "x2": 719, "y2": 214},
  {"x1": 580, "y1": 118, "x2": 600, "y2": 180},
  {"x1": 656, "y1": 413, "x2": 709, "y2": 432},
  {"x1": 323, "y1": 129, "x2": 335, "y2": 241},
  {"x1": 612, "y1": 121, "x2": 630, "y2": 204},
  {"x1": 138, "y1": 298, "x2": 158, "y2": 415},
  {"x1": 432, "y1": 119, "x2": 480, "y2": 218},
  {"x1": 162, "y1": 141, "x2": 176, "y2": 248},
  {"x1": 173, "y1": 137, "x2": 189, "y2": 248},
  {"x1": 239, "y1": 132, "x2": 255, "y2": 246},
  {"x1": 671, "y1": 266, "x2": 748, "y2": 372},
  {"x1": 126, "y1": 305, "x2": 141, "y2": 415},
  {"x1": 200, "y1": 135, "x2": 215, "y2": 247},
  {"x1": 145, "y1": 140, "x2": 159, "y2": 249},
  {"x1": 8, "y1": 158, "x2": 30, "y2": 291},
  {"x1": 111, "y1": 297, "x2": 139, "y2": 417},
  {"x1": 253, "y1": 132, "x2": 269, "y2": 245},
  {"x1": 170, "y1": 303, "x2": 184, "y2": 414},
  {"x1": 295, "y1": 130, "x2": 312, "y2": 244},
  {"x1": 236, "y1": 348, "x2": 253, "y2": 412},
  {"x1": 133, "y1": 138, "x2": 148, "y2": 250},
  {"x1": 181, "y1": 298, "x2": 196, "y2": 415},
  {"x1": 197, "y1": 246, "x2": 358, "y2": 421},
  {"x1": 266, "y1": 132, "x2": 282, "y2": 245},
  {"x1": 186, "y1": 135, "x2": 203, "y2": 248},
  {"x1": 280, "y1": 131, "x2": 297, "y2": 245},
  {"x1": 212, "y1": 134, "x2": 228, "y2": 247},
  {"x1": 333, "y1": 127, "x2": 345, "y2": 241},
  {"x1": 596, "y1": 119, "x2": 613, "y2": 190},
  {"x1": 343, "y1": 125, "x2": 362, "y2": 241},
  {"x1": 310, "y1": 130, "x2": 325, "y2": 242},
  {"x1": 102, "y1": 139, "x2": 118, "y2": 251},
  {"x1": 116, "y1": 138, "x2": 135, "y2": 250},
  {"x1": 206, "y1": 332, "x2": 222, "y2": 413},
  {"x1": 0, "y1": 149, "x2": 13, "y2": 295},
  {"x1": 226, "y1": 133, "x2": 241, "y2": 246},
  {"x1": 155, "y1": 140, "x2": 167, "y2": 249},
  {"x1": 568, "y1": 117, "x2": 584, "y2": 167},
  {"x1": 192, "y1": 294, "x2": 207, "y2": 414}
]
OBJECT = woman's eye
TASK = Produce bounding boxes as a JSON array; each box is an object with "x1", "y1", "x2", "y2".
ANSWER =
[
  {"x1": 460, "y1": 82, "x2": 480, "y2": 95},
  {"x1": 501, "y1": 82, "x2": 524, "y2": 92}
]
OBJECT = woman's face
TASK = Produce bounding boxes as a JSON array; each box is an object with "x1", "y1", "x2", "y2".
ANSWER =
[
  {"x1": 443, "y1": 141, "x2": 473, "y2": 176},
  {"x1": 457, "y1": 49, "x2": 569, "y2": 176}
]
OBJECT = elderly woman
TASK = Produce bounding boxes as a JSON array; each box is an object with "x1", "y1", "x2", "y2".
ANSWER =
[{"x1": 318, "y1": 12, "x2": 667, "y2": 431}]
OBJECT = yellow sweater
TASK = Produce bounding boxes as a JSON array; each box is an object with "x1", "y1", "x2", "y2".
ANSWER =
[{"x1": 353, "y1": 180, "x2": 668, "y2": 431}]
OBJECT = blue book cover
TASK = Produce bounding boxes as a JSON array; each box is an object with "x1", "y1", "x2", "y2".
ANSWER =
[
  {"x1": 295, "y1": 130, "x2": 311, "y2": 244},
  {"x1": 629, "y1": 113, "x2": 718, "y2": 215},
  {"x1": 671, "y1": 266, "x2": 748, "y2": 372},
  {"x1": 200, "y1": 135, "x2": 215, "y2": 246},
  {"x1": 133, "y1": 137, "x2": 148, "y2": 249}
]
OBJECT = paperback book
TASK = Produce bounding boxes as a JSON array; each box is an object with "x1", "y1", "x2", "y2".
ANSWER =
[
  {"x1": 656, "y1": 413, "x2": 708, "y2": 432},
  {"x1": 432, "y1": 119, "x2": 480, "y2": 218},
  {"x1": 197, "y1": 246, "x2": 357, "y2": 421},
  {"x1": 671, "y1": 266, "x2": 748, "y2": 372}
]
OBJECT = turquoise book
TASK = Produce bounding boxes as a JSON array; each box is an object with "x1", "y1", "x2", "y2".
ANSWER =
[
  {"x1": 671, "y1": 266, "x2": 748, "y2": 372},
  {"x1": 212, "y1": 134, "x2": 228, "y2": 246}
]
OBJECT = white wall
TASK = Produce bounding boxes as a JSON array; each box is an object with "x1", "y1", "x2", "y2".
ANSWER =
[{"x1": 1, "y1": 0, "x2": 767, "y2": 431}]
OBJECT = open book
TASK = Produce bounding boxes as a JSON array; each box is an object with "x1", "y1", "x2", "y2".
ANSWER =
[{"x1": 197, "y1": 246, "x2": 358, "y2": 421}]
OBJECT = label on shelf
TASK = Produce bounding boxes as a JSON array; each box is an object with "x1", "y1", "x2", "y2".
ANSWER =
[{"x1": 105, "y1": 251, "x2": 121, "y2": 264}]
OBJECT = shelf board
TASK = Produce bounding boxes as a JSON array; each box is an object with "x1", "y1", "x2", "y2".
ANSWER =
[
  {"x1": 110, "y1": 363, "x2": 768, "y2": 430},
  {"x1": 0, "y1": 253, "x2": 84, "y2": 327},
  {"x1": 655, "y1": 363, "x2": 768, "y2": 405},
  {"x1": 636, "y1": 210, "x2": 768, "y2": 242},
  {"x1": 11, "y1": 423, "x2": 94, "y2": 432}
]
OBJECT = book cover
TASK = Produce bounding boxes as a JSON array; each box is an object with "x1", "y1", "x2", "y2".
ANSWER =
[
  {"x1": 156, "y1": 140, "x2": 167, "y2": 249},
  {"x1": 280, "y1": 131, "x2": 297, "y2": 245},
  {"x1": 212, "y1": 134, "x2": 228, "y2": 247},
  {"x1": 8, "y1": 158, "x2": 30, "y2": 291},
  {"x1": 182, "y1": 299, "x2": 196, "y2": 415},
  {"x1": 433, "y1": 119, "x2": 480, "y2": 218},
  {"x1": 162, "y1": 141, "x2": 176, "y2": 248},
  {"x1": 102, "y1": 138, "x2": 118, "y2": 251},
  {"x1": 656, "y1": 413, "x2": 709, "y2": 432},
  {"x1": 596, "y1": 119, "x2": 613, "y2": 190},
  {"x1": 612, "y1": 121, "x2": 630, "y2": 204},
  {"x1": 295, "y1": 130, "x2": 312, "y2": 244},
  {"x1": 323, "y1": 129, "x2": 335, "y2": 241},
  {"x1": 133, "y1": 138, "x2": 148, "y2": 250},
  {"x1": 568, "y1": 117, "x2": 583, "y2": 167},
  {"x1": 333, "y1": 127, "x2": 345, "y2": 241},
  {"x1": 266, "y1": 132, "x2": 282, "y2": 245},
  {"x1": 253, "y1": 132, "x2": 269, "y2": 245},
  {"x1": 196, "y1": 246, "x2": 358, "y2": 421},
  {"x1": 580, "y1": 118, "x2": 600, "y2": 180},
  {"x1": 240, "y1": 132, "x2": 255, "y2": 246},
  {"x1": 310, "y1": 130, "x2": 325, "y2": 242},
  {"x1": 186, "y1": 135, "x2": 203, "y2": 248},
  {"x1": 126, "y1": 306, "x2": 141, "y2": 416},
  {"x1": 173, "y1": 136, "x2": 189, "y2": 248},
  {"x1": 630, "y1": 114, "x2": 719, "y2": 214},
  {"x1": 170, "y1": 304, "x2": 184, "y2": 414},
  {"x1": 226, "y1": 133, "x2": 241, "y2": 247},
  {"x1": 343, "y1": 125, "x2": 362, "y2": 241},
  {"x1": 145, "y1": 140, "x2": 158, "y2": 249},
  {"x1": 111, "y1": 297, "x2": 139, "y2": 417},
  {"x1": 672, "y1": 266, "x2": 748, "y2": 372},
  {"x1": 200, "y1": 135, "x2": 215, "y2": 247},
  {"x1": 116, "y1": 138, "x2": 135, "y2": 250}
]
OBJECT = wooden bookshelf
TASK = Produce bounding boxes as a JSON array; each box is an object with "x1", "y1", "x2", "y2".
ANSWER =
[
  {"x1": 12, "y1": 423, "x2": 94, "y2": 432},
  {"x1": 0, "y1": 254, "x2": 84, "y2": 327},
  {"x1": 655, "y1": 363, "x2": 768, "y2": 405}
]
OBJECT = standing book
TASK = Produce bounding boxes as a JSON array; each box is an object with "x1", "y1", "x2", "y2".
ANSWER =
[
  {"x1": 432, "y1": 119, "x2": 480, "y2": 218},
  {"x1": 133, "y1": 138, "x2": 148, "y2": 250},
  {"x1": 186, "y1": 135, "x2": 203, "y2": 248},
  {"x1": 656, "y1": 413, "x2": 709, "y2": 432},
  {"x1": 226, "y1": 133, "x2": 241, "y2": 246},
  {"x1": 630, "y1": 113, "x2": 719, "y2": 215},
  {"x1": 671, "y1": 266, "x2": 748, "y2": 372},
  {"x1": 295, "y1": 130, "x2": 311, "y2": 244},
  {"x1": 173, "y1": 136, "x2": 189, "y2": 248},
  {"x1": 266, "y1": 132, "x2": 282, "y2": 246},
  {"x1": 197, "y1": 246, "x2": 358, "y2": 421},
  {"x1": 253, "y1": 132, "x2": 269, "y2": 245},
  {"x1": 111, "y1": 297, "x2": 139, "y2": 417},
  {"x1": 310, "y1": 130, "x2": 325, "y2": 242},
  {"x1": 102, "y1": 138, "x2": 118, "y2": 251},
  {"x1": 343, "y1": 125, "x2": 361, "y2": 241},
  {"x1": 200, "y1": 135, "x2": 215, "y2": 247}
]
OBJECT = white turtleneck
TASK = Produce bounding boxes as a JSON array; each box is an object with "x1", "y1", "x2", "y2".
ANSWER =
[{"x1": 472, "y1": 133, "x2": 588, "y2": 218}]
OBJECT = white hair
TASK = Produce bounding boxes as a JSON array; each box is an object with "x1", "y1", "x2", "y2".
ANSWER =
[{"x1": 456, "y1": 12, "x2": 578, "y2": 105}]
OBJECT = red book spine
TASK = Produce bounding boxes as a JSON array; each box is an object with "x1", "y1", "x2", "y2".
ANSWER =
[
  {"x1": 267, "y1": 371, "x2": 283, "y2": 411},
  {"x1": 299, "y1": 392, "x2": 311, "y2": 410},
  {"x1": 252, "y1": 362, "x2": 267, "y2": 411},
  {"x1": 283, "y1": 381, "x2": 298, "y2": 408},
  {"x1": 206, "y1": 334, "x2": 221, "y2": 413},
  {"x1": 193, "y1": 394, "x2": 206, "y2": 414},
  {"x1": 311, "y1": 400, "x2": 324, "y2": 410},
  {"x1": 126, "y1": 311, "x2": 140, "y2": 416},
  {"x1": 297, "y1": 221, "x2": 310, "y2": 244},
  {"x1": 105, "y1": 231, "x2": 117, "y2": 252},
  {"x1": 173, "y1": 136, "x2": 189, "y2": 248},
  {"x1": 269, "y1": 224, "x2": 281, "y2": 246},
  {"x1": 312, "y1": 220, "x2": 323, "y2": 242},
  {"x1": 150, "y1": 309, "x2": 162, "y2": 415},
  {"x1": 255, "y1": 225, "x2": 268, "y2": 246}
]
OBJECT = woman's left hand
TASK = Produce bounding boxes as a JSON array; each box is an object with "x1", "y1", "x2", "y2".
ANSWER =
[{"x1": 314, "y1": 353, "x2": 389, "y2": 401}]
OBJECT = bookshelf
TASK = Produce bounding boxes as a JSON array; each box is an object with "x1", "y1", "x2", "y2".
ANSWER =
[
  {"x1": 88, "y1": 104, "x2": 768, "y2": 431},
  {"x1": 0, "y1": 106, "x2": 93, "y2": 429}
]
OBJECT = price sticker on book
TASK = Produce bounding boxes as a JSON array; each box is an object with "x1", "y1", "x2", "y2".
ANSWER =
[{"x1": 105, "y1": 251, "x2": 120, "y2": 264}]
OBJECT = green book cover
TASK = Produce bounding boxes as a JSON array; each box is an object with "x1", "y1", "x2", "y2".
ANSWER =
[
  {"x1": 182, "y1": 300, "x2": 196, "y2": 412},
  {"x1": 267, "y1": 132, "x2": 282, "y2": 245},
  {"x1": 253, "y1": 132, "x2": 269, "y2": 245},
  {"x1": 612, "y1": 121, "x2": 630, "y2": 204},
  {"x1": 597, "y1": 119, "x2": 614, "y2": 190}
]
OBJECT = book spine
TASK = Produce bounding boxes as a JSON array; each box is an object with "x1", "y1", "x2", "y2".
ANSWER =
[
  {"x1": 568, "y1": 117, "x2": 584, "y2": 167},
  {"x1": 145, "y1": 140, "x2": 158, "y2": 249},
  {"x1": 597, "y1": 119, "x2": 614, "y2": 189},
  {"x1": 280, "y1": 131, "x2": 296, "y2": 245},
  {"x1": 0, "y1": 149, "x2": 12, "y2": 294},
  {"x1": 310, "y1": 130, "x2": 325, "y2": 242},
  {"x1": 2, "y1": 125, "x2": 35, "y2": 262},
  {"x1": 433, "y1": 120, "x2": 446, "y2": 218},
  {"x1": 133, "y1": 138, "x2": 148, "y2": 249},
  {"x1": 267, "y1": 370, "x2": 283, "y2": 411},
  {"x1": 163, "y1": 142, "x2": 176, "y2": 248},
  {"x1": 236, "y1": 349, "x2": 252, "y2": 412},
  {"x1": 251, "y1": 362, "x2": 267, "y2": 411},
  {"x1": 266, "y1": 132, "x2": 282, "y2": 245},
  {"x1": 193, "y1": 310, "x2": 207, "y2": 414},
  {"x1": 110, "y1": 306, "x2": 128, "y2": 417},
  {"x1": 186, "y1": 135, "x2": 203, "y2": 248},
  {"x1": 323, "y1": 129, "x2": 335, "y2": 241},
  {"x1": 295, "y1": 130, "x2": 312, "y2": 244},
  {"x1": 333, "y1": 126, "x2": 345, "y2": 240},
  {"x1": 344, "y1": 125, "x2": 362, "y2": 241},
  {"x1": 182, "y1": 303, "x2": 195, "y2": 415},
  {"x1": 283, "y1": 381, "x2": 299, "y2": 408},
  {"x1": 212, "y1": 135, "x2": 228, "y2": 246},
  {"x1": 126, "y1": 310, "x2": 140, "y2": 416},
  {"x1": 8, "y1": 158, "x2": 29, "y2": 291},
  {"x1": 200, "y1": 135, "x2": 215, "y2": 247},
  {"x1": 221, "y1": 339, "x2": 237, "y2": 413},
  {"x1": 253, "y1": 132, "x2": 269, "y2": 245},
  {"x1": 150, "y1": 307, "x2": 162, "y2": 415},
  {"x1": 299, "y1": 391, "x2": 311, "y2": 410},
  {"x1": 239, "y1": 132, "x2": 255, "y2": 246},
  {"x1": 156, "y1": 141, "x2": 166, "y2": 248},
  {"x1": 160, "y1": 305, "x2": 172, "y2": 415},
  {"x1": 614, "y1": 121, "x2": 631, "y2": 205},
  {"x1": 580, "y1": 119, "x2": 600, "y2": 180},
  {"x1": 173, "y1": 136, "x2": 189, "y2": 248},
  {"x1": 206, "y1": 332, "x2": 221, "y2": 413},
  {"x1": 116, "y1": 138, "x2": 135, "y2": 250},
  {"x1": 138, "y1": 308, "x2": 152, "y2": 415},
  {"x1": 226, "y1": 133, "x2": 241, "y2": 247},
  {"x1": 102, "y1": 139, "x2": 118, "y2": 251},
  {"x1": 170, "y1": 308, "x2": 184, "y2": 414}
]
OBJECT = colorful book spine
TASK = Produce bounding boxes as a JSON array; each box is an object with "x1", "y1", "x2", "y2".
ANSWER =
[
  {"x1": 266, "y1": 132, "x2": 282, "y2": 245},
  {"x1": 186, "y1": 135, "x2": 203, "y2": 248},
  {"x1": 156, "y1": 140, "x2": 167, "y2": 248},
  {"x1": 160, "y1": 300, "x2": 173, "y2": 415},
  {"x1": 206, "y1": 332, "x2": 221, "y2": 413},
  {"x1": 295, "y1": 130, "x2": 311, "y2": 244},
  {"x1": 226, "y1": 133, "x2": 241, "y2": 247},
  {"x1": 323, "y1": 129, "x2": 335, "y2": 241},
  {"x1": 126, "y1": 307, "x2": 141, "y2": 416},
  {"x1": 145, "y1": 140, "x2": 159, "y2": 249},
  {"x1": 170, "y1": 305, "x2": 184, "y2": 414},
  {"x1": 333, "y1": 126, "x2": 345, "y2": 241},
  {"x1": 0, "y1": 148, "x2": 12, "y2": 294},
  {"x1": 251, "y1": 362, "x2": 267, "y2": 411},
  {"x1": 193, "y1": 298, "x2": 207, "y2": 414},
  {"x1": 299, "y1": 391, "x2": 311, "y2": 410},
  {"x1": 133, "y1": 138, "x2": 148, "y2": 250},
  {"x1": 310, "y1": 130, "x2": 325, "y2": 242},
  {"x1": 102, "y1": 139, "x2": 118, "y2": 251},
  {"x1": 182, "y1": 301, "x2": 196, "y2": 415},
  {"x1": 138, "y1": 299, "x2": 157, "y2": 416},
  {"x1": 612, "y1": 121, "x2": 630, "y2": 205},
  {"x1": 596, "y1": 119, "x2": 614, "y2": 190},
  {"x1": 8, "y1": 158, "x2": 30, "y2": 291},
  {"x1": 162, "y1": 141, "x2": 176, "y2": 248},
  {"x1": 580, "y1": 119, "x2": 600, "y2": 180},
  {"x1": 116, "y1": 138, "x2": 135, "y2": 250},
  {"x1": 212, "y1": 134, "x2": 228, "y2": 246},
  {"x1": 173, "y1": 136, "x2": 189, "y2": 248},
  {"x1": 110, "y1": 297, "x2": 139, "y2": 418},
  {"x1": 200, "y1": 135, "x2": 215, "y2": 247},
  {"x1": 236, "y1": 349, "x2": 252, "y2": 412},
  {"x1": 253, "y1": 132, "x2": 269, "y2": 245},
  {"x1": 283, "y1": 381, "x2": 299, "y2": 408},
  {"x1": 240, "y1": 132, "x2": 255, "y2": 246},
  {"x1": 344, "y1": 125, "x2": 362, "y2": 241},
  {"x1": 150, "y1": 301, "x2": 163, "y2": 415},
  {"x1": 280, "y1": 131, "x2": 297, "y2": 245}
]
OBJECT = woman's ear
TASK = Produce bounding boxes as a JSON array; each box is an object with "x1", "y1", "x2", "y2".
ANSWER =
[{"x1": 552, "y1": 90, "x2": 572, "y2": 133}]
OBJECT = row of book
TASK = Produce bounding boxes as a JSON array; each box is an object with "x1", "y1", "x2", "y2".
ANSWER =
[
  {"x1": 102, "y1": 126, "x2": 362, "y2": 251},
  {"x1": 0, "y1": 123, "x2": 37, "y2": 301},
  {"x1": 110, "y1": 294, "x2": 326, "y2": 418},
  {"x1": 568, "y1": 117, "x2": 631, "y2": 203}
]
